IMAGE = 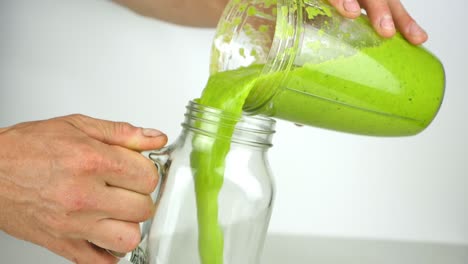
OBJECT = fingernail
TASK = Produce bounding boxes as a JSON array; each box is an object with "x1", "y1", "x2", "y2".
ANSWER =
[
  {"x1": 343, "y1": 0, "x2": 360, "y2": 13},
  {"x1": 408, "y1": 22, "x2": 426, "y2": 36},
  {"x1": 380, "y1": 15, "x2": 395, "y2": 31},
  {"x1": 142, "y1": 128, "x2": 163, "y2": 137}
]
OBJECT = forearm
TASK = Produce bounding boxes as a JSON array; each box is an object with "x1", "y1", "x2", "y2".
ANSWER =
[
  {"x1": 113, "y1": 0, "x2": 228, "y2": 27},
  {"x1": 113, "y1": 0, "x2": 426, "y2": 44}
]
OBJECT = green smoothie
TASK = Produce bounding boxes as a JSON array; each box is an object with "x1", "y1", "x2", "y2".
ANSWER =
[
  {"x1": 190, "y1": 66, "x2": 262, "y2": 264},
  {"x1": 255, "y1": 35, "x2": 445, "y2": 136},
  {"x1": 191, "y1": 17, "x2": 444, "y2": 264}
]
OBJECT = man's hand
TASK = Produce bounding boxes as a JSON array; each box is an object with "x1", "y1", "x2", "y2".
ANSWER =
[
  {"x1": 0, "y1": 114, "x2": 167, "y2": 263},
  {"x1": 327, "y1": 0, "x2": 427, "y2": 44}
]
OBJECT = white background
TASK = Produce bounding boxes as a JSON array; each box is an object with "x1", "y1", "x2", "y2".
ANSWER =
[{"x1": 1, "y1": 0, "x2": 467, "y2": 262}]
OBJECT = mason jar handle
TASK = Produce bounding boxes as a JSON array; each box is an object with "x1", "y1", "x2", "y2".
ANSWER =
[
  {"x1": 105, "y1": 148, "x2": 170, "y2": 260},
  {"x1": 148, "y1": 149, "x2": 170, "y2": 202}
]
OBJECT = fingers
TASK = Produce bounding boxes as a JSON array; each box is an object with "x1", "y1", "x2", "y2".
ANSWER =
[
  {"x1": 39, "y1": 184, "x2": 151, "y2": 255},
  {"x1": 387, "y1": 0, "x2": 427, "y2": 44},
  {"x1": 100, "y1": 186, "x2": 155, "y2": 222},
  {"x1": 359, "y1": 0, "x2": 396, "y2": 38},
  {"x1": 328, "y1": 0, "x2": 361, "y2": 19},
  {"x1": 328, "y1": 0, "x2": 427, "y2": 44},
  {"x1": 65, "y1": 114, "x2": 168, "y2": 151},
  {"x1": 87, "y1": 219, "x2": 142, "y2": 253},
  {"x1": 38, "y1": 229, "x2": 118, "y2": 264},
  {"x1": 58, "y1": 240, "x2": 119, "y2": 264},
  {"x1": 101, "y1": 144, "x2": 159, "y2": 195},
  {"x1": 66, "y1": 146, "x2": 157, "y2": 222}
]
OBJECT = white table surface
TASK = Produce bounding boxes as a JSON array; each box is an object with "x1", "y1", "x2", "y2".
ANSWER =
[
  {"x1": 1, "y1": 232, "x2": 467, "y2": 264},
  {"x1": 261, "y1": 234, "x2": 468, "y2": 264}
]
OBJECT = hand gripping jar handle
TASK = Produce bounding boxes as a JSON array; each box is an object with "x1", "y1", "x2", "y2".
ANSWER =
[{"x1": 106, "y1": 149, "x2": 170, "y2": 260}]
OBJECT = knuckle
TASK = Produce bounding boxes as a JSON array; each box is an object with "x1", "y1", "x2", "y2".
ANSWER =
[
  {"x1": 74, "y1": 144, "x2": 106, "y2": 174},
  {"x1": 67, "y1": 113, "x2": 87, "y2": 120},
  {"x1": 55, "y1": 182, "x2": 96, "y2": 214},
  {"x1": 403, "y1": 17, "x2": 416, "y2": 28},
  {"x1": 142, "y1": 160, "x2": 159, "y2": 193},
  {"x1": 140, "y1": 197, "x2": 155, "y2": 221},
  {"x1": 62, "y1": 189, "x2": 90, "y2": 213},
  {"x1": 129, "y1": 158, "x2": 159, "y2": 194},
  {"x1": 64, "y1": 114, "x2": 91, "y2": 128},
  {"x1": 147, "y1": 173, "x2": 159, "y2": 193},
  {"x1": 115, "y1": 121, "x2": 136, "y2": 136},
  {"x1": 120, "y1": 225, "x2": 141, "y2": 252},
  {"x1": 105, "y1": 153, "x2": 127, "y2": 176}
]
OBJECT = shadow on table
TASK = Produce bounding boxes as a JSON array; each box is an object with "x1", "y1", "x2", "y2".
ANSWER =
[{"x1": 261, "y1": 233, "x2": 468, "y2": 264}]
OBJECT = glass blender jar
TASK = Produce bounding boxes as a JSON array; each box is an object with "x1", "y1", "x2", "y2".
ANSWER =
[{"x1": 210, "y1": 0, "x2": 445, "y2": 136}]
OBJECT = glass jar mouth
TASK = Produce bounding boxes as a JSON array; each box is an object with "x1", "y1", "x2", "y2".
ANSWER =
[{"x1": 183, "y1": 100, "x2": 276, "y2": 147}]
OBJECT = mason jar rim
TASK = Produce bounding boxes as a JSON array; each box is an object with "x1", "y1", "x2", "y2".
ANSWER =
[{"x1": 182, "y1": 100, "x2": 276, "y2": 147}]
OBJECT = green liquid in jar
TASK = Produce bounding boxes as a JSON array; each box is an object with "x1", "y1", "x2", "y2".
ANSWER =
[{"x1": 191, "y1": 33, "x2": 444, "y2": 263}]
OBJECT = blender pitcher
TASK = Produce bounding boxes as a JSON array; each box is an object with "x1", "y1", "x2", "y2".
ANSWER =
[{"x1": 210, "y1": 0, "x2": 445, "y2": 136}]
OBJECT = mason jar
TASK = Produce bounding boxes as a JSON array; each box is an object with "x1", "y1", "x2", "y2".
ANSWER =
[
  {"x1": 122, "y1": 100, "x2": 276, "y2": 264},
  {"x1": 210, "y1": 0, "x2": 445, "y2": 136}
]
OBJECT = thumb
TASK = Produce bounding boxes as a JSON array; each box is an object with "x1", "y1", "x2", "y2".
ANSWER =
[{"x1": 64, "y1": 114, "x2": 168, "y2": 150}]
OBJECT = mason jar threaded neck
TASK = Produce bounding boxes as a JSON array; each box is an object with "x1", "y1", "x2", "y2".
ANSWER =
[{"x1": 182, "y1": 100, "x2": 275, "y2": 148}]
